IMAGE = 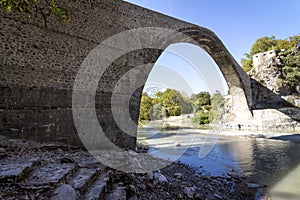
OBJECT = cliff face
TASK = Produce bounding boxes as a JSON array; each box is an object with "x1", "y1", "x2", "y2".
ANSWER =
[
  {"x1": 249, "y1": 47, "x2": 300, "y2": 107},
  {"x1": 222, "y1": 47, "x2": 300, "y2": 130}
]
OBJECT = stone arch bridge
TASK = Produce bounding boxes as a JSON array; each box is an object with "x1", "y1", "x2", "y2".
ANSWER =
[{"x1": 0, "y1": 0, "x2": 296, "y2": 149}]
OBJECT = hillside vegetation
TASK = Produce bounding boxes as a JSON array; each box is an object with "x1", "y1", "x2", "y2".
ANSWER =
[
  {"x1": 242, "y1": 35, "x2": 300, "y2": 96},
  {"x1": 139, "y1": 89, "x2": 225, "y2": 126},
  {"x1": 241, "y1": 34, "x2": 300, "y2": 72}
]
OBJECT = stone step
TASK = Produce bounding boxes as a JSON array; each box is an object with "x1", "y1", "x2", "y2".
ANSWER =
[
  {"x1": 83, "y1": 173, "x2": 110, "y2": 200},
  {"x1": 0, "y1": 160, "x2": 37, "y2": 182},
  {"x1": 51, "y1": 184, "x2": 77, "y2": 200},
  {"x1": 68, "y1": 168, "x2": 99, "y2": 193},
  {"x1": 20, "y1": 163, "x2": 78, "y2": 189}
]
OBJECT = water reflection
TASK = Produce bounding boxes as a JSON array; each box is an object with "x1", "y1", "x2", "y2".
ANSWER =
[{"x1": 138, "y1": 127, "x2": 300, "y2": 198}]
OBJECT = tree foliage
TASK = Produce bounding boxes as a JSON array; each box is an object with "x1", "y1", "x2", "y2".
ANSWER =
[
  {"x1": 241, "y1": 34, "x2": 300, "y2": 72},
  {"x1": 193, "y1": 92, "x2": 211, "y2": 112},
  {"x1": 138, "y1": 89, "x2": 193, "y2": 123},
  {"x1": 176, "y1": 92, "x2": 193, "y2": 114},
  {"x1": 0, "y1": 0, "x2": 70, "y2": 26},
  {"x1": 250, "y1": 36, "x2": 277, "y2": 56},
  {"x1": 282, "y1": 50, "x2": 300, "y2": 89},
  {"x1": 193, "y1": 110, "x2": 210, "y2": 125},
  {"x1": 209, "y1": 92, "x2": 225, "y2": 123},
  {"x1": 241, "y1": 53, "x2": 253, "y2": 72},
  {"x1": 149, "y1": 104, "x2": 164, "y2": 120},
  {"x1": 138, "y1": 89, "x2": 226, "y2": 126},
  {"x1": 159, "y1": 89, "x2": 182, "y2": 117},
  {"x1": 138, "y1": 89, "x2": 194, "y2": 122},
  {"x1": 192, "y1": 91, "x2": 225, "y2": 126},
  {"x1": 139, "y1": 92, "x2": 152, "y2": 121}
]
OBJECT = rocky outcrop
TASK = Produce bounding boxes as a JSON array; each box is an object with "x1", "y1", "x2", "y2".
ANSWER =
[
  {"x1": 250, "y1": 50, "x2": 286, "y2": 94},
  {"x1": 250, "y1": 49, "x2": 300, "y2": 107}
]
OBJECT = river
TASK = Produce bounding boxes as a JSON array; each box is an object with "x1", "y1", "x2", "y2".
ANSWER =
[{"x1": 137, "y1": 126, "x2": 300, "y2": 200}]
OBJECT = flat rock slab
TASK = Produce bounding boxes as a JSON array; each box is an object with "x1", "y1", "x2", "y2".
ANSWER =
[
  {"x1": 83, "y1": 173, "x2": 110, "y2": 200},
  {"x1": 51, "y1": 184, "x2": 77, "y2": 200},
  {"x1": 0, "y1": 162, "x2": 35, "y2": 182},
  {"x1": 69, "y1": 168, "x2": 98, "y2": 191},
  {"x1": 20, "y1": 163, "x2": 77, "y2": 189}
]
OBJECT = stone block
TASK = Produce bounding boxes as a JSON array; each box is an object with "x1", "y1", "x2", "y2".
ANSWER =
[
  {"x1": 20, "y1": 163, "x2": 77, "y2": 189},
  {"x1": 0, "y1": 161, "x2": 36, "y2": 182},
  {"x1": 69, "y1": 168, "x2": 98, "y2": 191},
  {"x1": 83, "y1": 173, "x2": 110, "y2": 200}
]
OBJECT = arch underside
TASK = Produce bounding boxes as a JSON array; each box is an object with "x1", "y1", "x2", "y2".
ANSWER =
[
  {"x1": 133, "y1": 27, "x2": 254, "y2": 125},
  {"x1": 103, "y1": 26, "x2": 254, "y2": 148}
]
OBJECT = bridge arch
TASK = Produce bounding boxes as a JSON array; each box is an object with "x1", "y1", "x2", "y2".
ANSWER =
[
  {"x1": 73, "y1": 26, "x2": 254, "y2": 151},
  {"x1": 134, "y1": 27, "x2": 253, "y2": 125}
]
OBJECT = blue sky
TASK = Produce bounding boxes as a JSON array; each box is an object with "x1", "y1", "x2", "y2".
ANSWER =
[
  {"x1": 124, "y1": 0, "x2": 300, "y2": 95},
  {"x1": 146, "y1": 43, "x2": 228, "y2": 95},
  {"x1": 124, "y1": 0, "x2": 300, "y2": 62}
]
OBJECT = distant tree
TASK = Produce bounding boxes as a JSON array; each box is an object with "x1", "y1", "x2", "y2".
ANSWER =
[
  {"x1": 160, "y1": 89, "x2": 182, "y2": 117},
  {"x1": 193, "y1": 110, "x2": 210, "y2": 125},
  {"x1": 142, "y1": 89, "x2": 184, "y2": 120},
  {"x1": 149, "y1": 104, "x2": 164, "y2": 120},
  {"x1": 177, "y1": 92, "x2": 193, "y2": 114},
  {"x1": 288, "y1": 35, "x2": 300, "y2": 48},
  {"x1": 250, "y1": 36, "x2": 277, "y2": 56},
  {"x1": 282, "y1": 51, "x2": 300, "y2": 89},
  {"x1": 276, "y1": 39, "x2": 293, "y2": 50},
  {"x1": 192, "y1": 91, "x2": 225, "y2": 126},
  {"x1": 241, "y1": 34, "x2": 300, "y2": 72},
  {"x1": 180, "y1": 100, "x2": 193, "y2": 114},
  {"x1": 138, "y1": 92, "x2": 152, "y2": 122},
  {"x1": 193, "y1": 92, "x2": 211, "y2": 112},
  {"x1": 241, "y1": 53, "x2": 253, "y2": 72},
  {"x1": 209, "y1": 92, "x2": 225, "y2": 122}
]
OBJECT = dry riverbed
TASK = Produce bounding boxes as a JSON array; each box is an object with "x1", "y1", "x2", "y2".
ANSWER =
[{"x1": 0, "y1": 138, "x2": 258, "y2": 200}]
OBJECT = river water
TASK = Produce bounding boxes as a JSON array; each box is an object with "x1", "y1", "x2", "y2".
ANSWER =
[{"x1": 138, "y1": 126, "x2": 300, "y2": 200}]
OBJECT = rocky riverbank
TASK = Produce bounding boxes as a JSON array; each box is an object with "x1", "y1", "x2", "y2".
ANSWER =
[
  {"x1": 0, "y1": 138, "x2": 258, "y2": 200},
  {"x1": 143, "y1": 113, "x2": 300, "y2": 134},
  {"x1": 164, "y1": 126, "x2": 300, "y2": 144}
]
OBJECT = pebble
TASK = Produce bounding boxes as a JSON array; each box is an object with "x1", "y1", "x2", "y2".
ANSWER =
[
  {"x1": 184, "y1": 186, "x2": 197, "y2": 198},
  {"x1": 203, "y1": 175, "x2": 211, "y2": 181},
  {"x1": 0, "y1": 147, "x2": 6, "y2": 152},
  {"x1": 128, "y1": 185, "x2": 137, "y2": 193},
  {"x1": 247, "y1": 182, "x2": 264, "y2": 188},
  {"x1": 174, "y1": 172, "x2": 183, "y2": 179},
  {"x1": 60, "y1": 157, "x2": 74, "y2": 163},
  {"x1": 211, "y1": 179, "x2": 221, "y2": 186},
  {"x1": 146, "y1": 182, "x2": 155, "y2": 190},
  {"x1": 194, "y1": 193, "x2": 204, "y2": 200},
  {"x1": 138, "y1": 183, "x2": 146, "y2": 190},
  {"x1": 154, "y1": 172, "x2": 168, "y2": 185},
  {"x1": 214, "y1": 193, "x2": 224, "y2": 199},
  {"x1": 146, "y1": 171, "x2": 153, "y2": 181}
]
